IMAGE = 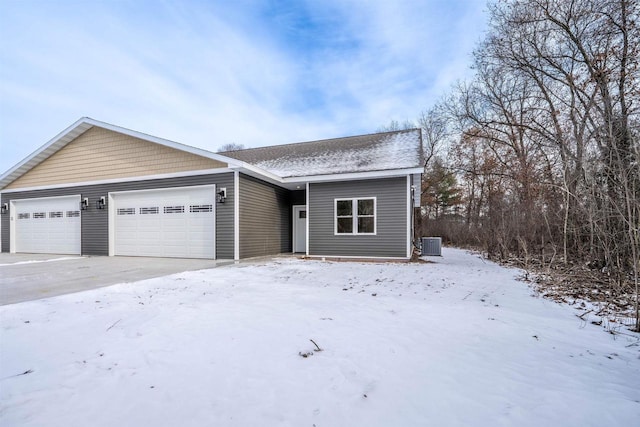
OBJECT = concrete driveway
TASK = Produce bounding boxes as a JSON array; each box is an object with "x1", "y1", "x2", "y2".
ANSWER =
[{"x1": 0, "y1": 254, "x2": 234, "y2": 305}]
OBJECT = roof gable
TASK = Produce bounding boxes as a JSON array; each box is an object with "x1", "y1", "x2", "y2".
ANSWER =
[
  {"x1": 5, "y1": 127, "x2": 229, "y2": 190},
  {"x1": 221, "y1": 128, "x2": 424, "y2": 178},
  {"x1": 0, "y1": 118, "x2": 240, "y2": 190}
]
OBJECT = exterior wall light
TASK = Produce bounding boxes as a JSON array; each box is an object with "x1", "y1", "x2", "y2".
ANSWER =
[
  {"x1": 217, "y1": 188, "x2": 227, "y2": 203},
  {"x1": 1, "y1": 203, "x2": 7, "y2": 214},
  {"x1": 80, "y1": 197, "x2": 89, "y2": 210},
  {"x1": 96, "y1": 196, "x2": 106, "y2": 210}
]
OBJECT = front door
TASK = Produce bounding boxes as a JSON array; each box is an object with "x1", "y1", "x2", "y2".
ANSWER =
[{"x1": 293, "y1": 205, "x2": 307, "y2": 253}]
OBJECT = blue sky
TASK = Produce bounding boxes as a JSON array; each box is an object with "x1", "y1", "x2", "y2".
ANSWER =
[{"x1": 0, "y1": 0, "x2": 487, "y2": 174}]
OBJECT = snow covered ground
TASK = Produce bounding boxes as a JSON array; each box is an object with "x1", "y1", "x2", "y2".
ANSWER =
[{"x1": 1, "y1": 248, "x2": 638, "y2": 426}]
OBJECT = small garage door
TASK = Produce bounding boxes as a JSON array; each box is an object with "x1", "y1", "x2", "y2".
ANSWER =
[
  {"x1": 12, "y1": 195, "x2": 81, "y2": 255},
  {"x1": 112, "y1": 186, "x2": 216, "y2": 259}
]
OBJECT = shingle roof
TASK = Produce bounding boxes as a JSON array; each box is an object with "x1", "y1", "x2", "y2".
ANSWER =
[
  {"x1": 1, "y1": 123, "x2": 424, "y2": 190},
  {"x1": 221, "y1": 128, "x2": 424, "y2": 178}
]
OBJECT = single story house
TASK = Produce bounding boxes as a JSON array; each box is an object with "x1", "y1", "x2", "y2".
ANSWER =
[{"x1": 0, "y1": 118, "x2": 424, "y2": 260}]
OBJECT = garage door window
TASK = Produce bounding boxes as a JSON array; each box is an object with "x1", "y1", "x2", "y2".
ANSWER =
[
  {"x1": 140, "y1": 207, "x2": 159, "y2": 214},
  {"x1": 164, "y1": 206, "x2": 184, "y2": 214},
  {"x1": 190, "y1": 204, "x2": 213, "y2": 213}
]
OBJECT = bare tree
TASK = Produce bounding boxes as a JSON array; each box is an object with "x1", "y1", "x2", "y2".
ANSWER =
[
  {"x1": 433, "y1": 0, "x2": 639, "y2": 327},
  {"x1": 376, "y1": 119, "x2": 416, "y2": 133},
  {"x1": 217, "y1": 143, "x2": 246, "y2": 152}
]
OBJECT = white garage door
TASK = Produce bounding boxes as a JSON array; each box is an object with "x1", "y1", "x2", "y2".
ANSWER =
[
  {"x1": 12, "y1": 195, "x2": 81, "y2": 255},
  {"x1": 112, "y1": 186, "x2": 216, "y2": 259}
]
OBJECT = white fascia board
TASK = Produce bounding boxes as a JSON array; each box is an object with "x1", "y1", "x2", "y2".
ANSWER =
[
  {"x1": 1, "y1": 167, "x2": 235, "y2": 193},
  {"x1": 229, "y1": 166, "x2": 424, "y2": 190},
  {"x1": 0, "y1": 117, "x2": 244, "y2": 191},
  {"x1": 228, "y1": 162, "x2": 284, "y2": 185},
  {"x1": 82, "y1": 118, "x2": 242, "y2": 167},
  {"x1": 283, "y1": 168, "x2": 424, "y2": 185},
  {"x1": 0, "y1": 117, "x2": 93, "y2": 189}
]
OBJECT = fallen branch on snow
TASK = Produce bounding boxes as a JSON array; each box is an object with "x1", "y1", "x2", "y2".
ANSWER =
[
  {"x1": 310, "y1": 339, "x2": 322, "y2": 352},
  {"x1": 106, "y1": 319, "x2": 121, "y2": 332}
]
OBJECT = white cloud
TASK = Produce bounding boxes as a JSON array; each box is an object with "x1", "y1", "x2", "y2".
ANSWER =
[{"x1": 0, "y1": 1, "x2": 487, "y2": 173}]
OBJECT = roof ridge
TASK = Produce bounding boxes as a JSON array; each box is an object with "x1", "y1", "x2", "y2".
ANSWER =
[{"x1": 220, "y1": 127, "x2": 421, "y2": 154}]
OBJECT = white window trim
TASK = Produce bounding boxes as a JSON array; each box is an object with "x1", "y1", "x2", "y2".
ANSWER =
[{"x1": 334, "y1": 197, "x2": 377, "y2": 236}]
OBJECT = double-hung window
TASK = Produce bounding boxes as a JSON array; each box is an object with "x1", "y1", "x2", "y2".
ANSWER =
[{"x1": 335, "y1": 198, "x2": 376, "y2": 235}]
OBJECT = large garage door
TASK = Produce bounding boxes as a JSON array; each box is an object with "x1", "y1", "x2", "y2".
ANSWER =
[
  {"x1": 13, "y1": 195, "x2": 81, "y2": 255},
  {"x1": 112, "y1": 186, "x2": 216, "y2": 259}
]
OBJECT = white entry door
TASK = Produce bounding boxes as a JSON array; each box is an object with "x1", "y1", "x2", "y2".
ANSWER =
[
  {"x1": 293, "y1": 205, "x2": 307, "y2": 253},
  {"x1": 112, "y1": 186, "x2": 216, "y2": 259},
  {"x1": 12, "y1": 195, "x2": 81, "y2": 255}
]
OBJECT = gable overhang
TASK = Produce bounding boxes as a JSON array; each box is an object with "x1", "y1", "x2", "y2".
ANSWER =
[
  {"x1": 228, "y1": 162, "x2": 287, "y2": 188},
  {"x1": 0, "y1": 117, "x2": 244, "y2": 190},
  {"x1": 230, "y1": 165, "x2": 424, "y2": 190},
  {"x1": 281, "y1": 167, "x2": 424, "y2": 187}
]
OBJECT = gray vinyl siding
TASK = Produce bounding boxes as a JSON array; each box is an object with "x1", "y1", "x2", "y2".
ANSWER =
[
  {"x1": 1, "y1": 173, "x2": 235, "y2": 258},
  {"x1": 239, "y1": 173, "x2": 291, "y2": 258},
  {"x1": 309, "y1": 177, "x2": 408, "y2": 258}
]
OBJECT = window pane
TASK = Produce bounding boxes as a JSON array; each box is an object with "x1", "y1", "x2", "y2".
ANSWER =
[
  {"x1": 337, "y1": 217, "x2": 353, "y2": 233},
  {"x1": 358, "y1": 199, "x2": 374, "y2": 215},
  {"x1": 336, "y1": 200, "x2": 352, "y2": 216},
  {"x1": 358, "y1": 217, "x2": 374, "y2": 233}
]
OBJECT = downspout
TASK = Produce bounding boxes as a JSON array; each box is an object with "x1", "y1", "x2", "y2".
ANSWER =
[{"x1": 411, "y1": 182, "x2": 416, "y2": 250}]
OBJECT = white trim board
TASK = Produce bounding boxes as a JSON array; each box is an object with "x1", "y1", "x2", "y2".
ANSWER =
[
  {"x1": 305, "y1": 182, "x2": 310, "y2": 256},
  {"x1": 234, "y1": 171, "x2": 240, "y2": 261},
  {"x1": 283, "y1": 168, "x2": 424, "y2": 185},
  {"x1": 1, "y1": 168, "x2": 235, "y2": 194},
  {"x1": 1, "y1": 166, "x2": 423, "y2": 195}
]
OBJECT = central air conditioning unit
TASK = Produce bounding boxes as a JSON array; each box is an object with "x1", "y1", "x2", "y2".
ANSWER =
[{"x1": 421, "y1": 237, "x2": 442, "y2": 256}]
